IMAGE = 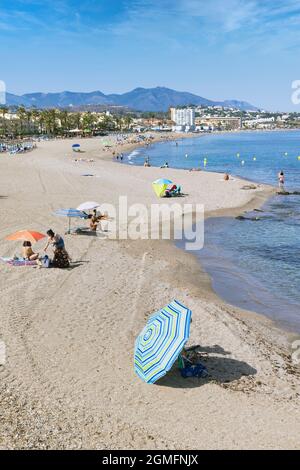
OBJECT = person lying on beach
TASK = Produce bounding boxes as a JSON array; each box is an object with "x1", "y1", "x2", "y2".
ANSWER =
[
  {"x1": 160, "y1": 162, "x2": 169, "y2": 168},
  {"x1": 22, "y1": 241, "x2": 39, "y2": 261},
  {"x1": 165, "y1": 184, "x2": 181, "y2": 197}
]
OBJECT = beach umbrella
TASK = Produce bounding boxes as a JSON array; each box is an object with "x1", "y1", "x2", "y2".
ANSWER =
[
  {"x1": 77, "y1": 201, "x2": 100, "y2": 211},
  {"x1": 72, "y1": 143, "x2": 80, "y2": 152},
  {"x1": 5, "y1": 230, "x2": 45, "y2": 244},
  {"x1": 152, "y1": 178, "x2": 173, "y2": 198},
  {"x1": 134, "y1": 300, "x2": 192, "y2": 384},
  {"x1": 54, "y1": 208, "x2": 87, "y2": 234}
]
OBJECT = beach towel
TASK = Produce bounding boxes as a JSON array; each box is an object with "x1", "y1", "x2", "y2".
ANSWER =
[{"x1": 0, "y1": 257, "x2": 38, "y2": 267}]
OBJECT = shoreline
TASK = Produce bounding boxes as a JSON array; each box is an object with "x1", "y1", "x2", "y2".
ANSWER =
[
  {"x1": 121, "y1": 132, "x2": 293, "y2": 336},
  {"x1": 0, "y1": 134, "x2": 299, "y2": 450}
]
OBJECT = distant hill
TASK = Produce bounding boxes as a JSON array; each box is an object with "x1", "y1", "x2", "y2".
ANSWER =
[{"x1": 5, "y1": 86, "x2": 258, "y2": 112}]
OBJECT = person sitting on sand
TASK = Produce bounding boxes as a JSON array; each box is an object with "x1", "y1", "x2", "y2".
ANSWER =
[
  {"x1": 88, "y1": 213, "x2": 99, "y2": 231},
  {"x1": 22, "y1": 241, "x2": 39, "y2": 261},
  {"x1": 88, "y1": 209, "x2": 106, "y2": 231},
  {"x1": 160, "y1": 161, "x2": 169, "y2": 168},
  {"x1": 44, "y1": 230, "x2": 70, "y2": 268},
  {"x1": 224, "y1": 173, "x2": 230, "y2": 181}
]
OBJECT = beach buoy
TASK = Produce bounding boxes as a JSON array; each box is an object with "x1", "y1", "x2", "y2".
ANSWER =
[
  {"x1": 285, "y1": 152, "x2": 288, "y2": 156},
  {"x1": 253, "y1": 157, "x2": 256, "y2": 161},
  {"x1": 204, "y1": 157, "x2": 207, "y2": 167},
  {"x1": 241, "y1": 160, "x2": 245, "y2": 166},
  {"x1": 298, "y1": 156, "x2": 300, "y2": 160},
  {"x1": 237, "y1": 153, "x2": 240, "y2": 158},
  {"x1": 185, "y1": 154, "x2": 188, "y2": 158}
]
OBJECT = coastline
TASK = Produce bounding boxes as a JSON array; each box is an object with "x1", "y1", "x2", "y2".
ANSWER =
[{"x1": 0, "y1": 134, "x2": 299, "y2": 450}]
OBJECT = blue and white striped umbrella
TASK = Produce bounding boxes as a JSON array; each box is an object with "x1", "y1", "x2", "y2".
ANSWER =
[
  {"x1": 134, "y1": 300, "x2": 192, "y2": 384},
  {"x1": 54, "y1": 208, "x2": 87, "y2": 218},
  {"x1": 54, "y1": 208, "x2": 87, "y2": 233}
]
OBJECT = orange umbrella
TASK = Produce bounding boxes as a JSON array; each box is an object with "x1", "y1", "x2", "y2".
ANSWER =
[{"x1": 5, "y1": 230, "x2": 46, "y2": 244}]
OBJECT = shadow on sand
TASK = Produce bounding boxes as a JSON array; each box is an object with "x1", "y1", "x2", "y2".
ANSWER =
[
  {"x1": 157, "y1": 344, "x2": 257, "y2": 389},
  {"x1": 66, "y1": 260, "x2": 90, "y2": 270}
]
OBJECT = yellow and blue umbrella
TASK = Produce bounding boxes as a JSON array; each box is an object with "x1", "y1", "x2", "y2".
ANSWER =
[
  {"x1": 152, "y1": 178, "x2": 173, "y2": 197},
  {"x1": 134, "y1": 300, "x2": 192, "y2": 384}
]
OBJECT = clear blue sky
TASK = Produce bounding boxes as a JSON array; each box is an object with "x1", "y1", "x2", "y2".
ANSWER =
[{"x1": 2, "y1": 0, "x2": 300, "y2": 111}]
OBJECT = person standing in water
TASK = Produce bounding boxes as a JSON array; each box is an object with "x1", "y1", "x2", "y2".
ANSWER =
[{"x1": 278, "y1": 171, "x2": 285, "y2": 192}]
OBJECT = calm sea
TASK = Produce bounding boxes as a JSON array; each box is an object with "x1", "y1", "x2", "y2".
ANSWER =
[{"x1": 125, "y1": 131, "x2": 300, "y2": 333}]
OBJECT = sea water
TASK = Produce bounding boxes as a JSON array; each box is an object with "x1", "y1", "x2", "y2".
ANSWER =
[{"x1": 125, "y1": 131, "x2": 300, "y2": 332}]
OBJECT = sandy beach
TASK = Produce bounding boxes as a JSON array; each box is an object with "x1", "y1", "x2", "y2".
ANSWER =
[{"x1": 0, "y1": 134, "x2": 299, "y2": 450}]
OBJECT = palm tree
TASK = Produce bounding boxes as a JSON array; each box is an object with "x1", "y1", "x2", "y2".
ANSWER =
[
  {"x1": 100, "y1": 114, "x2": 116, "y2": 131},
  {"x1": 82, "y1": 112, "x2": 96, "y2": 132},
  {"x1": 0, "y1": 105, "x2": 8, "y2": 135},
  {"x1": 16, "y1": 106, "x2": 27, "y2": 135},
  {"x1": 40, "y1": 109, "x2": 58, "y2": 135},
  {"x1": 58, "y1": 110, "x2": 70, "y2": 134},
  {"x1": 123, "y1": 115, "x2": 133, "y2": 130}
]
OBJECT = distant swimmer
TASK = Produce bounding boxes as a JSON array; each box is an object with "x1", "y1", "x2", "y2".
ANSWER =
[{"x1": 278, "y1": 170, "x2": 285, "y2": 192}]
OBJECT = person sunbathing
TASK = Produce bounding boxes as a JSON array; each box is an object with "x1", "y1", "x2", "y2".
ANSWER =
[
  {"x1": 88, "y1": 214, "x2": 99, "y2": 231},
  {"x1": 22, "y1": 241, "x2": 39, "y2": 261}
]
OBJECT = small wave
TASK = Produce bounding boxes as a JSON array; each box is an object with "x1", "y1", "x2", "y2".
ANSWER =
[{"x1": 127, "y1": 150, "x2": 141, "y2": 161}]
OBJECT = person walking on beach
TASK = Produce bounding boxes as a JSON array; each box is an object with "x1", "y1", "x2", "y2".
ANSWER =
[{"x1": 278, "y1": 171, "x2": 285, "y2": 192}]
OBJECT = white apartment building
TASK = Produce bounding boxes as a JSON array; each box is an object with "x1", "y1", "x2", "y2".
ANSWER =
[{"x1": 170, "y1": 107, "x2": 195, "y2": 126}]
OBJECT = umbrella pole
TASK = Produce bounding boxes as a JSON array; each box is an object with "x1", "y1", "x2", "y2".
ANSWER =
[{"x1": 69, "y1": 217, "x2": 71, "y2": 234}]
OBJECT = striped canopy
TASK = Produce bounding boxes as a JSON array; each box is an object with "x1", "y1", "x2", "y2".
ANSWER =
[
  {"x1": 54, "y1": 208, "x2": 87, "y2": 234},
  {"x1": 134, "y1": 300, "x2": 192, "y2": 384},
  {"x1": 152, "y1": 178, "x2": 173, "y2": 198},
  {"x1": 54, "y1": 208, "x2": 87, "y2": 218}
]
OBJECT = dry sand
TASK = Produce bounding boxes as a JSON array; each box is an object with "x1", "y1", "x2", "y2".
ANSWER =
[{"x1": 0, "y1": 135, "x2": 299, "y2": 450}]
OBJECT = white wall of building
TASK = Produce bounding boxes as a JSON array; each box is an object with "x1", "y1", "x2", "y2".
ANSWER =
[{"x1": 170, "y1": 108, "x2": 195, "y2": 126}]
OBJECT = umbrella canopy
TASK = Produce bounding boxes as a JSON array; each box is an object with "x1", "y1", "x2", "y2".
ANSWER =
[
  {"x1": 152, "y1": 178, "x2": 173, "y2": 198},
  {"x1": 134, "y1": 300, "x2": 192, "y2": 384},
  {"x1": 5, "y1": 230, "x2": 45, "y2": 244},
  {"x1": 77, "y1": 201, "x2": 100, "y2": 211},
  {"x1": 54, "y1": 208, "x2": 87, "y2": 234},
  {"x1": 72, "y1": 143, "x2": 80, "y2": 147},
  {"x1": 54, "y1": 208, "x2": 86, "y2": 218}
]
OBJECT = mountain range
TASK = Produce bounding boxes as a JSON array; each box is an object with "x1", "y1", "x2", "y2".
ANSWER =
[{"x1": 5, "y1": 87, "x2": 258, "y2": 112}]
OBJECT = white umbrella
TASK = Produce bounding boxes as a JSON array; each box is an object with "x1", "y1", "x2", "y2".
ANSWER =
[{"x1": 77, "y1": 201, "x2": 100, "y2": 211}]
